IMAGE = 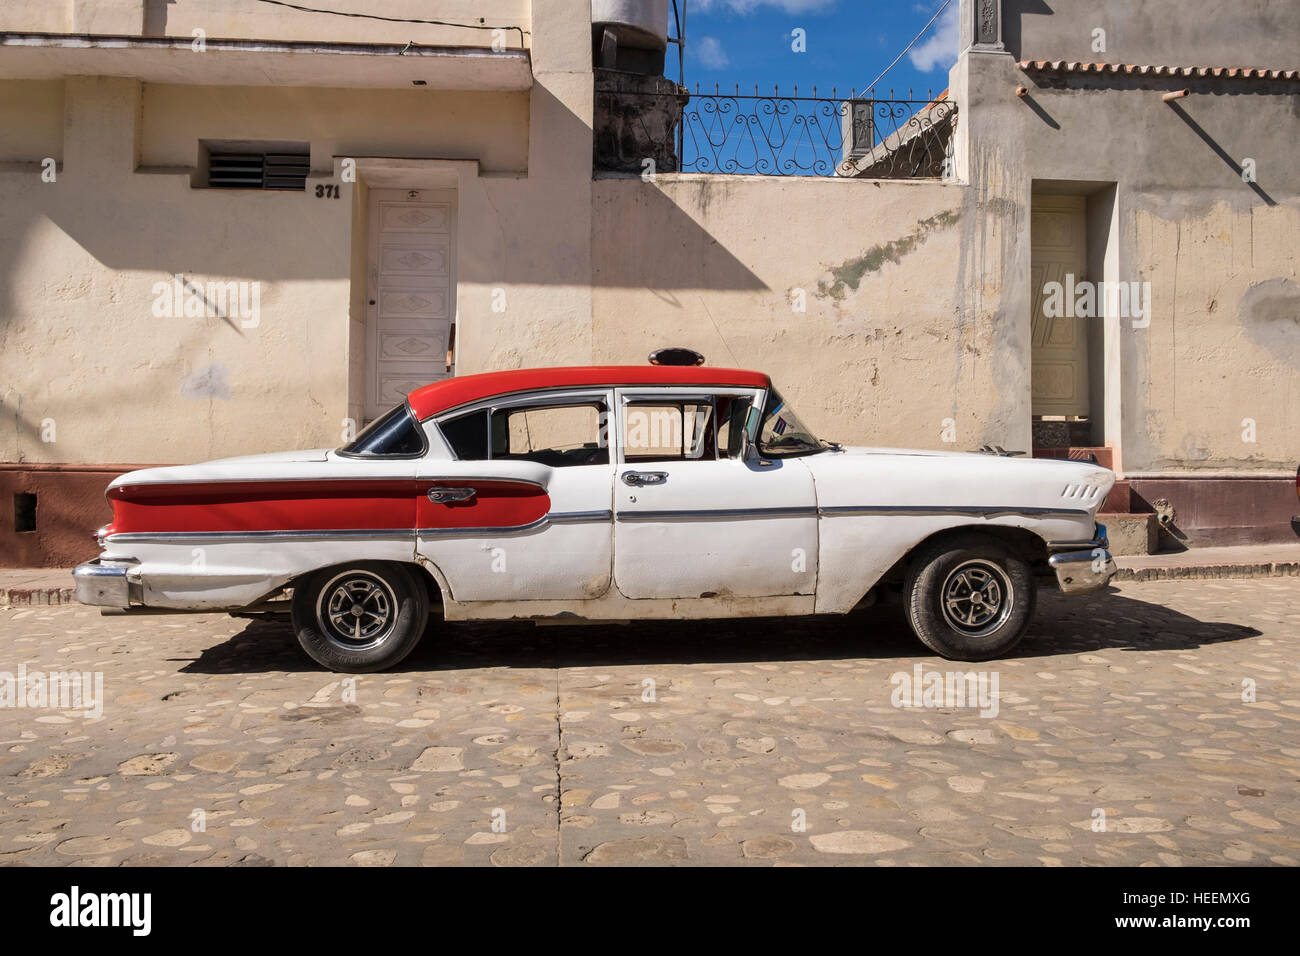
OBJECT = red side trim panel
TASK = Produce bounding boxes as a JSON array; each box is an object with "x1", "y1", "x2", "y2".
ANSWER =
[{"x1": 109, "y1": 479, "x2": 551, "y2": 534}]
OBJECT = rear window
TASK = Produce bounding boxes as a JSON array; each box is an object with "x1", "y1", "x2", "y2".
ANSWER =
[{"x1": 338, "y1": 403, "x2": 426, "y2": 457}]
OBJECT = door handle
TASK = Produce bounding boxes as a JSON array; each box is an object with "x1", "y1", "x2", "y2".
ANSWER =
[
  {"x1": 427, "y1": 486, "x2": 476, "y2": 503},
  {"x1": 621, "y1": 470, "x2": 668, "y2": 487}
]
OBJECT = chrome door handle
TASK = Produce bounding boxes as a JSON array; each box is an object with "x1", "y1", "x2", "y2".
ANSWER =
[
  {"x1": 427, "y1": 486, "x2": 476, "y2": 503},
  {"x1": 621, "y1": 470, "x2": 668, "y2": 487}
]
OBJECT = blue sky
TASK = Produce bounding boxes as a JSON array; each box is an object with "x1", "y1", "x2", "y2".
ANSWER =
[{"x1": 679, "y1": 0, "x2": 959, "y2": 102}]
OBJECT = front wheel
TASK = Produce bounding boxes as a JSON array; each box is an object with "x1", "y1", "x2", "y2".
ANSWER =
[
  {"x1": 291, "y1": 562, "x2": 429, "y2": 672},
  {"x1": 903, "y1": 535, "x2": 1036, "y2": 661}
]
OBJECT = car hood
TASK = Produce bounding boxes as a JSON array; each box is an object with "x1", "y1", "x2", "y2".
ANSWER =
[{"x1": 804, "y1": 446, "x2": 1116, "y2": 517}]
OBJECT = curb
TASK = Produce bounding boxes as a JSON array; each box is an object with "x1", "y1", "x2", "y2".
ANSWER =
[
  {"x1": 1, "y1": 587, "x2": 75, "y2": 608},
  {"x1": 1112, "y1": 562, "x2": 1300, "y2": 583}
]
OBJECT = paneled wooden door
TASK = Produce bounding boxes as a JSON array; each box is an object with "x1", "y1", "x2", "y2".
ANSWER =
[
  {"x1": 1030, "y1": 195, "x2": 1089, "y2": 418},
  {"x1": 365, "y1": 188, "x2": 456, "y2": 421}
]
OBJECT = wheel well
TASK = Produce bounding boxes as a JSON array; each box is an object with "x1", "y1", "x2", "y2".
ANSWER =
[
  {"x1": 879, "y1": 526, "x2": 1050, "y2": 585},
  {"x1": 284, "y1": 560, "x2": 446, "y2": 609}
]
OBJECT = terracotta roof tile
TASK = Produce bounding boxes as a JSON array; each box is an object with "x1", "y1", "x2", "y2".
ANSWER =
[{"x1": 1017, "y1": 61, "x2": 1300, "y2": 81}]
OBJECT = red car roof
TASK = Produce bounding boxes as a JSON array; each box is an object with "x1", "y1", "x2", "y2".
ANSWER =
[{"x1": 408, "y1": 365, "x2": 771, "y2": 419}]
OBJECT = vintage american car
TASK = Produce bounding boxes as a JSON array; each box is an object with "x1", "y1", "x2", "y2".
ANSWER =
[{"x1": 74, "y1": 356, "x2": 1117, "y2": 672}]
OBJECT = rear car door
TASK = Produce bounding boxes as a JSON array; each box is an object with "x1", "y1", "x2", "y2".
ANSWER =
[
  {"x1": 419, "y1": 390, "x2": 614, "y2": 602},
  {"x1": 611, "y1": 387, "x2": 818, "y2": 599}
]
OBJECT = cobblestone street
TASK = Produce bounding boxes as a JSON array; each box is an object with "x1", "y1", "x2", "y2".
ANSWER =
[{"x1": 1, "y1": 578, "x2": 1297, "y2": 866}]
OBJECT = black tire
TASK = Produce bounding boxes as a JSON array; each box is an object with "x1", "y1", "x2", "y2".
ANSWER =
[
  {"x1": 903, "y1": 534, "x2": 1036, "y2": 661},
  {"x1": 291, "y1": 562, "x2": 429, "y2": 673}
]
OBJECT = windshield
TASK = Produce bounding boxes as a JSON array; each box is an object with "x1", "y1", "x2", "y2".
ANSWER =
[
  {"x1": 338, "y1": 402, "x2": 426, "y2": 457},
  {"x1": 757, "y1": 389, "x2": 824, "y2": 457}
]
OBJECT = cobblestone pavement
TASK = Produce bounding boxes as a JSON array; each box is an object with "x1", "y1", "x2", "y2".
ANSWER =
[{"x1": 1, "y1": 578, "x2": 1297, "y2": 866}]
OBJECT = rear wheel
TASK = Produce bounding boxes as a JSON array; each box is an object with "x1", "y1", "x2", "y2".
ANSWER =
[
  {"x1": 291, "y1": 562, "x2": 428, "y2": 673},
  {"x1": 903, "y1": 535, "x2": 1035, "y2": 661}
]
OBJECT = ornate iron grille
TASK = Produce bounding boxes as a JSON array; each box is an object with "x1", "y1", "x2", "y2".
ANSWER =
[{"x1": 674, "y1": 86, "x2": 956, "y2": 178}]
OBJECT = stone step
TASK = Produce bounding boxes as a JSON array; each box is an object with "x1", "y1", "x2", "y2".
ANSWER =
[{"x1": 1099, "y1": 512, "x2": 1159, "y2": 556}]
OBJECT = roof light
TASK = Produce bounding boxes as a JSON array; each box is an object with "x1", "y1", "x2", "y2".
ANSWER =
[{"x1": 648, "y1": 347, "x2": 705, "y2": 367}]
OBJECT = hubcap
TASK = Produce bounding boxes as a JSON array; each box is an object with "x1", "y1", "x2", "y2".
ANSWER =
[
  {"x1": 317, "y1": 571, "x2": 397, "y2": 650},
  {"x1": 940, "y1": 560, "x2": 1014, "y2": 637}
]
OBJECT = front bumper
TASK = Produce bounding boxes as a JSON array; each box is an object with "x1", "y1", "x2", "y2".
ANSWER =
[
  {"x1": 1048, "y1": 548, "x2": 1116, "y2": 595},
  {"x1": 72, "y1": 559, "x2": 134, "y2": 608}
]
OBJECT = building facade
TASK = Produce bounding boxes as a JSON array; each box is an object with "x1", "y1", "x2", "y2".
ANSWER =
[{"x1": 0, "y1": 0, "x2": 1296, "y2": 568}]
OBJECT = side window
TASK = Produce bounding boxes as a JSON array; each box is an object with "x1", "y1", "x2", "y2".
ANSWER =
[
  {"x1": 624, "y1": 402, "x2": 716, "y2": 462},
  {"x1": 440, "y1": 409, "x2": 489, "y2": 460},
  {"x1": 716, "y1": 395, "x2": 753, "y2": 460},
  {"x1": 489, "y1": 402, "x2": 609, "y2": 467}
]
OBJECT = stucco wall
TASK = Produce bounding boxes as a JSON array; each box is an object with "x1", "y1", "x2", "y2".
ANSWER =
[
  {"x1": 1004, "y1": 0, "x2": 1300, "y2": 68},
  {"x1": 0, "y1": 0, "x2": 532, "y2": 48},
  {"x1": 0, "y1": 0, "x2": 593, "y2": 469},
  {"x1": 590, "y1": 174, "x2": 1026, "y2": 453},
  {"x1": 968, "y1": 47, "x2": 1300, "y2": 473}
]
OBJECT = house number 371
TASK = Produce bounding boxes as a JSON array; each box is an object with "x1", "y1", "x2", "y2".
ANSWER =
[{"x1": 315, "y1": 184, "x2": 341, "y2": 199}]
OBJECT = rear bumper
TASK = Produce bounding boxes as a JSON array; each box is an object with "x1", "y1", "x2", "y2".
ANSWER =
[
  {"x1": 72, "y1": 559, "x2": 134, "y2": 608},
  {"x1": 1048, "y1": 548, "x2": 1116, "y2": 595}
]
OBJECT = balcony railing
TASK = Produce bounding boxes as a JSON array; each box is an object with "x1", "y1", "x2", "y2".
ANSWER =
[
  {"x1": 680, "y1": 86, "x2": 955, "y2": 178},
  {"x1": 597, "y1": 82, "x2": 958, "y2": 179}
]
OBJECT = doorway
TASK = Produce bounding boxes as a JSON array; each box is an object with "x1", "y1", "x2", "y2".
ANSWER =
[
  {"x1": 1030, "y1": 194, "x2": 1091, "y2": 445},
  {"x1": 364, "y1": 188, "x2": 456, "y2": 421}
]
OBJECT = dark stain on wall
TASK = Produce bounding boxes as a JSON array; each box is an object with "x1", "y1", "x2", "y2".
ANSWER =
[{"x1": 817, "y1": 209, "x2": 960, "y2": 301}]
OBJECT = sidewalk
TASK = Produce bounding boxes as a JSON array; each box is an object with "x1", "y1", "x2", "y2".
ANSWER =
[{"x1": 3, "y1": 543, "x2": 1298, "y2": 608}]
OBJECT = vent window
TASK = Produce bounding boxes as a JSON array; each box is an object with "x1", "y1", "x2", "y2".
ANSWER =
[{"x1": 200, "y1": 141, "x2": 309, "y2": 190}]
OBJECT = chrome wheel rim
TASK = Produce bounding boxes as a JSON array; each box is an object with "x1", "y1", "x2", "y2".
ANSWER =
[
  {"x1": 941, "y1": 560, "x2": 1013, "y2": 637},
  {"x1": 316, "y1": 571, "x2": 397, "y2": 651}
]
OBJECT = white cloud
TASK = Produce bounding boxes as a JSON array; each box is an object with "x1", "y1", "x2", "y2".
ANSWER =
[
  {"x1": 694, "y1": 35, "x2": 731, "y2": 69},
  {"x1": 695, "y1": 0, "x2": 837, "y2": 14},
  {"x1": 908, "y1": 2, "x2": 960, "y2": 73}
]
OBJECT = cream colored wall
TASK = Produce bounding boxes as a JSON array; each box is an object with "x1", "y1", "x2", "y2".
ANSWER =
[
  {"x1": 139, "y1": 85, "x2": 530, "y2": 175},
  {"x1": 0, "y1": 0, "x2": 596, "y2": 467},
  {"x1": 0, "y1": 1, "x2": 532, "y2": 47},
  {"x1": 1132, "y1": 200, "x2": 1300, "y2": 472},
  {"x1": 590, "y1": 175, "x2": 1019, "y2": 453},
  {"x1": 0, "y1": 81, "x2": 63, "y2": 163}
]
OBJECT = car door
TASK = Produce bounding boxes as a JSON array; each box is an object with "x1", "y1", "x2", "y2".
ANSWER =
[
  {"x1": 612, "y1": 387, "x2": 818, "y2": 599},
  {"x1": 417, "y1": 390, "x2": 615, "y2": 602}
]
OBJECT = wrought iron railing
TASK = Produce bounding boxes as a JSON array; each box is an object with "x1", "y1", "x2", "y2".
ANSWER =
[{"x1": 672, "y1": 86, "x2": 956, "y2": 178}]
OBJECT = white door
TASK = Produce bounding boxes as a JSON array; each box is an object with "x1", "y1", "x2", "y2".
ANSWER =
[
  {"x1": 611, "y1": 389, "x2": 819, "y2": 599},
  {"x1": 365, "y1": 188, "x2": 456, "y2": 421}
]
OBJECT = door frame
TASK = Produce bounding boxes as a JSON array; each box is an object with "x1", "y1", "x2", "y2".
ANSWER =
[{"x1": 364, "y1": 187, "x2": 458, "y2": 422}]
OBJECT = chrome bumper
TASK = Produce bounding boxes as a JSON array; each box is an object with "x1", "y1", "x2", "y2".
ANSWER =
[
  {"x1": 1048, "y1": 548, "x2": 1116, "y2": 595},
  {"x1": 73, "y1": 559, "x2": 134, "y2": 608}
]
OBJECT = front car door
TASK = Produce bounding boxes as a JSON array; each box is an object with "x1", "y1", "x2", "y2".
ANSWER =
[{"x1": 611, "y1": 387, "x2": 819, "y2": 599}]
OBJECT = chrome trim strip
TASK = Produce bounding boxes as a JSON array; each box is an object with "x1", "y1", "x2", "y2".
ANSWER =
[
  {"x1": 548, "y1": 509, "x2": 613, "y2": 523},
  {"x1": 819, "y1": 505, "x2": 1092, "y2": 519},
  {"x1": 1045, "y1": 537, "x2": 1107, "y2": 551},
  {"x1": 418, "y1": 517, "x2": 549, "y2": 537},
  {"x1": 618, "y1": 507, "x2": 817, "y2": 520},
  {"x1": 108, "y1": 529, "x2": 416, "y2": 543}
]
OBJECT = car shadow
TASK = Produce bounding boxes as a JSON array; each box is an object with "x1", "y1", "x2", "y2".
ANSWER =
[{"x1": 179, "y1": 587, "x2": 1262, "y2": 675}]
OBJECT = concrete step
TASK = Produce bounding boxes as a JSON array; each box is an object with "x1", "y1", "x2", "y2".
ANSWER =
[{"x1": 1099, "y1": 512, "x2": 1159, "y2": 555}]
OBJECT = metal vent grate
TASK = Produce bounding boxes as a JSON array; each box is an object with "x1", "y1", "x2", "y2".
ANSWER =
[{"x1": 208, "y1": 150, "x2": 309, "y2": 190}]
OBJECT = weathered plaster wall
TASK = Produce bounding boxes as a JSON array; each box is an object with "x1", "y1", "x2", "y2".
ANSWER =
[
  {"x1": 1003, "y1": 0, "x2": 1300, "y2": 68},
  {"x1": 140, "y1": 85, "x2": 531, "y2": 174},
  {"x1": 1014, "y1": 64, "x2": 1299, "y2": 471},
  {"x1": 0, "y1": 0, "x2": 532, "y2": 48},
  {"x1": 0, "y1": 81, "x2": 63, "y2": 164},
  {"x1": 590, "y1": 174, "x2": 1024, "y2": 452},
  {"x1": 0, "y1": 0, "x2": 597, "y2": 467}
]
